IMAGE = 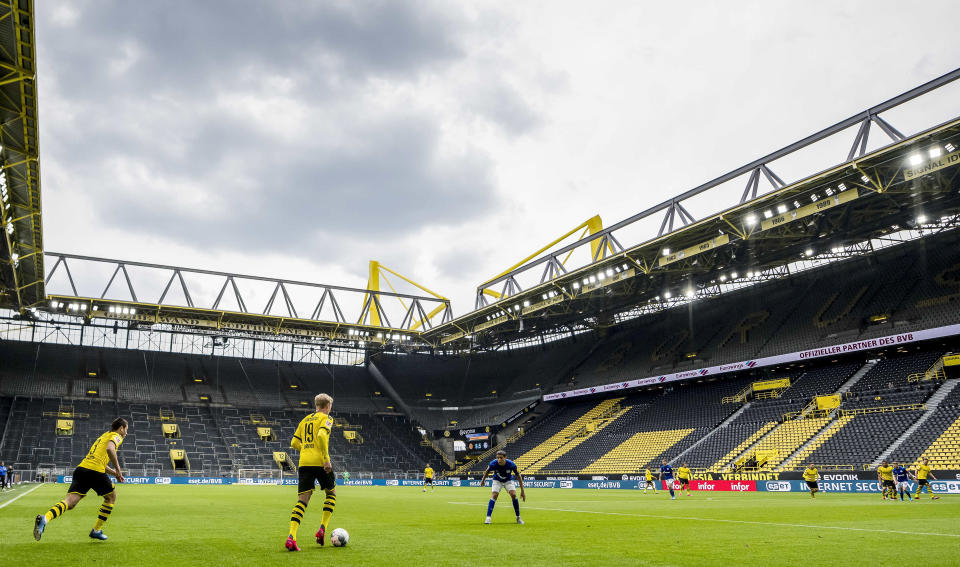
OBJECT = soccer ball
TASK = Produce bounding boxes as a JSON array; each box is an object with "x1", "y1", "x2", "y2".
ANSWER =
[{"x1": 331, "y1": 527, "x2": 349, "y2": 547}]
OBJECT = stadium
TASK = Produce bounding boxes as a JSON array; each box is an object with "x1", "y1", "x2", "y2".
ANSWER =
[{"x1": 2, "y1": 2, "x2": 960, "y2": 565}]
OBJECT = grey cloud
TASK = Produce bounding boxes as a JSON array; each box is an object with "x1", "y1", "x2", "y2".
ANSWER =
[
  {"x1": 102, "y1": 113, "x2": 496, "y2": 253},
  {"x1": 44, "y1": 1, "x2": 464, "y2": 94},
  {"x1": 35, "y1": 1, "x2": 532, "y2": 267}
]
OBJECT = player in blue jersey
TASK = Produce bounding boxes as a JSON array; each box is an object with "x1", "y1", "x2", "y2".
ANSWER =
[
  {"x1": 480, "y1": 450, "x2": 526, "y2": 524},
  {"x1": 892, "y1": 463, "x2": 912, "y2": 501},
  {"x1": 658, "y1": 459, "x2": 676, "y2": 500}
]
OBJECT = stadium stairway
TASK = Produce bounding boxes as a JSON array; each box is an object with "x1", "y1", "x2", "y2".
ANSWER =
[
  {"x1": 836, "y1": 360, "x2": 877, "y2": 394},
  {"x1": 669, "y1": 401, "x2": 754, "y2": 465},
  {"x1": 870, "y1": 378, "x2": 960, "y2": 467},
  {"x1": 777, "y1": 413, "x2": 854, "y2": 470},
  {"x1": 524, "y1": 402, "x2": 632, "y2": 474},
  {"x1": 910, "y1": 408, "x2": 960, "y2": 470},
  {"x1": 513, "y1": 398, "x2": 624, "y2": 471},
  {"x1": 707, "y1": 422, "x2": 777, "y2": 472},
  {"x1": 581, "y1": 428, "x2": 696, "y2": 474},
  {"x1": 724, "y1": 416, "x2": 832, "y2": 471}
]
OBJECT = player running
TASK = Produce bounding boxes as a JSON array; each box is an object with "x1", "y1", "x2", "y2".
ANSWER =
[
  {"x1": 481, "y1": 450, "x2": 526, "y2": 524},
  {"x1": 676, "y1": 463, "x2": 693, "y2": 496},
  {"x1": 803, "y1": 463, "x2": 819, "y2": 498},
  {"x1": 285, "y1": 394, "x2": 338, "y2": 552},
  {"x1": 423, "y1": 464, "x2": 435, "y2": 493},
  {"x1": 892, "y1": 463, "x2": 912, "y2": 501},
  {"x1": 643, "y1": 467, "x2": 657, "y2": 493},
  {"x1": 34, "y1": 418, "x2": 128, "y2": 541},
  {"x1": 877, "y1": 460, "x2": 895, "y2": 501},
  {"x1": 913, "y1": 458, "x2": 940, "y2": 500},
  {"x1": 659, "y1": 459, "x2": 676, "y2": 500}
]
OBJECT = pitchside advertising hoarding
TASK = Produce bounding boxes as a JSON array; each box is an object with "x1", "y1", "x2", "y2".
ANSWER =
[
  {"x1": 57, "y1": 471, "x2": 960, "y2": 492},
  {"x1": 544, "y1": 323, "x2": 960, "y2": 401}
]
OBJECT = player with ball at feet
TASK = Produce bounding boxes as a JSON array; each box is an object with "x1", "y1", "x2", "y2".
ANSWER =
[
  {"x1": 481, "y1": 450, "x2": 526, "y2": 524},
  {"x1": 285, "y1": 393, "x2": 338, "y2": 551}
]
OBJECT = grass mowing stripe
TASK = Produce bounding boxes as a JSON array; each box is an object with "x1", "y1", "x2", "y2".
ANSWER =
[
  {"x1": 449, "y1": 502, "x2": 960, "y2": 538},
  {"x1": 0, "y1": 484, "x2": 42, "y2": 510}
]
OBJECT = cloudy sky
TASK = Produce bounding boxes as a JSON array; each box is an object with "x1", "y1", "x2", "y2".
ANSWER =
[{"x1": 35, "y1": 1, "x2": 960, "y2": 319}]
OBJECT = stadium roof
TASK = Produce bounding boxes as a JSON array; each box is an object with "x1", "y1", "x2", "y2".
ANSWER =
[
  {"x1": 424, "y1": 72, "x2": 960, "y2": 349},
  {"x1": 2, "y1": 0, "x2": 960, "y2": 353},
  {"x1": 0, "y1": 0, "x2": 42, "y2": 311}
]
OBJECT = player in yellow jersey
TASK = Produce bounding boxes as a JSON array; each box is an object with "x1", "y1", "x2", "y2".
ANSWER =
[
  {"x1": 643, "y1": 468, "x2": 657, "y2": 493},
  {"x1": 877, "y1": 460, "x2": 895, "y2": 500},
  {"x1": 676, "y1": 463, "x2": 693, "y2": 496},
  {"x1": 285, "y1": 394, "x2": 337, "y2": 551},
  {"x1": 912, "y1": 457, "x2": 940, "y2": 500},
  {"x1": 423, "y1": 464, "x2": 435, "y2": 493},
  {"x1": 802, "y1": 463, "x2": 819, "y2": 498},
  {"x1": 34, "y1": 418, "x2": 128, "y2": 542}
]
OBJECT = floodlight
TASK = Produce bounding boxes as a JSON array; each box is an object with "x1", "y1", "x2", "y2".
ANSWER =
[
  {"x1": 916, "y1": 214, "x2": 928, "y2": 224},
  {"x1": 804, "y1": 248, "x2": 814, "y2": 257},
  {"x1": 719, "y1": 275, "x2": 727, "y2": 282},
  {"x1": 763, "y1": 210, "x2": 773, "y2": 219},
  {"x1": 662, "y1": 248, "x2": 671, "y2": 256},
  {"x1": 776, "y1": 204, "x2": 787, "y2": 214},
  {"x1": 744, "y1": 215, "x2": 757, "y2": 226},
  {"x1": 929, "y1": 147, "x2": 942, "y2": 159},
  {"x1": 663, "y1": 291, "x2": 672, "y2": 299}
]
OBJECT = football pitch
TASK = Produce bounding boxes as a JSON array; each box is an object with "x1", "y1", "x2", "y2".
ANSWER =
[{"x1": 2, "y1": 484, "x2": 959, "y2": 566}]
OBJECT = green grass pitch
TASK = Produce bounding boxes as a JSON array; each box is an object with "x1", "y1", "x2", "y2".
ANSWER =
[{"x1": 2, "y1": 484, "x2": 958, "y2": 566}]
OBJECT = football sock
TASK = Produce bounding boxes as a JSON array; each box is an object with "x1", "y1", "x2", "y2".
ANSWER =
[
  {"x1": 320, "y1": 492, "x2": 336, "y2": 530},
  {"x1": 512, "y1": 497, "x2": 520, "y2": 517},
  {"x1": 289, "y1": 500, "x2": 307, "y2": 538},
  {"x1": 487, "y1": 498, "x2": 496, "y2": 517},
  {"x1": 44, "y1": 500, "x2": 68, "y2": 522},
  {"x1": 93, "y1": 502, "x2": 113, "y2": 531},
  {"x1": 669, "y1": 487, "x2": 675, "y2": 497}
]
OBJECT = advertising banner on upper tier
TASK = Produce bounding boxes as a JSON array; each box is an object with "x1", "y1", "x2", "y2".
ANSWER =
[{"x1": 543, "y1": 323, "x2": 960, "y2": 401}]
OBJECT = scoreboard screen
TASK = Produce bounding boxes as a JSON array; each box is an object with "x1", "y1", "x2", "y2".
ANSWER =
[
  {"x1": 453, "y1": 432, "x2": 491, "y2": 455},
  {"x1": 463, "y1": 432, "x2": 490, "y2": 454}
]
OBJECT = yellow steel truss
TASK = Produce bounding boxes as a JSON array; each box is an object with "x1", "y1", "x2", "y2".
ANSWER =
[
  {"x1": 364, "y1": 261, "x2": 448, "y2": 330},
  {"x1": 480, "y1": 215, "x2": 612, "y2": 299}
]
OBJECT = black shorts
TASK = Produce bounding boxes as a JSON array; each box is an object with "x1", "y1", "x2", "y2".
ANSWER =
[
  {"x1": 68, "y1": 466, "x2": 114, "y2": 497},
  {"x1": 679, "y1": 478, "x2": 689, "y2": 486},
  {"x1": 882, "y1": 480, "x2": 895, "y2": 488},
  {"x1": 806, "y1": 481, "x2": 818, "y2": 489},
  {"x1": 425, "y1": 477, "x2": 433, "y2": 484},
  {"x1": 645, "y1": 479, "x2": 654, "y2": 484},
  {"x1": 298, "y1": 466, "x2": 336, "y2": 494},
  {"x1": 918, "y1": 479, "x2": 929, "y2": 486}
]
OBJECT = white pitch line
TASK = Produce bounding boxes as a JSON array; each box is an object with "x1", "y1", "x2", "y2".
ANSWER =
[
  {"x1": 447, "y1": 502, "x2": 960, "y2": 538},
  {"x1": 0, "y1": 483, "x2": 42, "y2": 510}
]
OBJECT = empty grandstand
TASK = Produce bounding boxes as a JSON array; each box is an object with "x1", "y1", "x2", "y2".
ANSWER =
[{"x1": 2, "y1": 51, "x2": 960, "y2": 485}]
